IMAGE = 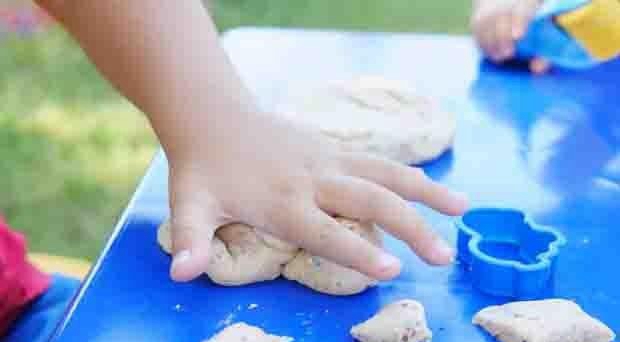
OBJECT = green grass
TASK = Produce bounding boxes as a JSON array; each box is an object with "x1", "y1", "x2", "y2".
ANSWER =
[
  {"x1": 212, "y1": 0, "x2": 471, "y2": 33},
  {"x1": 0, "y1": 0, "x2": 472, "y2": 261}
]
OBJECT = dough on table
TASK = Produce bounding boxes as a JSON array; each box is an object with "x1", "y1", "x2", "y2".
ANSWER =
[
  {"x1": 276, "y1": 75, "x2": 456, "y2": 165},
  {"x1": 158, "y1": 216, "x2": 383, "y2": 295},
  {"x1": 157, "y1": 219, "x2": 173, "y2": 254},
  {"x1": 473, "y1": 299, "x2": 616, "y2": 342},
  {"x1": 282, "y1": 217, "x2": 382, "y2": 295},
  {"x1": 157, "y1": 220, "x2": 297, "y2": 286},
  {"x1": 350, "y1": 299, "x2": 432, "y2": 342},
  {"x1": 205, "y1": 322, "x2": 293, "y2": 342}
]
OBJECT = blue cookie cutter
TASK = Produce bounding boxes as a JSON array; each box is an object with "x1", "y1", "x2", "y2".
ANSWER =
[{"x1": 455, "y1": 207, "x2": 567, "y2": 299}]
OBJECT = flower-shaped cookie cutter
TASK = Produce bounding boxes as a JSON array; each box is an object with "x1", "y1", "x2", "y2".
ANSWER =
[{"x1": 456, "y1": 207, "x2": 566, "y2": 299}]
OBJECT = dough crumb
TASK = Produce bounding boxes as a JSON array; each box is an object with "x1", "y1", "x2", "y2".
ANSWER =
[
  {"x1": 473, "y1": 299, "x2": 615, "y2": 342},
  {"x1": 350, "y1": 299, "x2": 432, "y2": 342},
  {"x1": 206, "y1": 322, "x2": 293, "y2": 342}
]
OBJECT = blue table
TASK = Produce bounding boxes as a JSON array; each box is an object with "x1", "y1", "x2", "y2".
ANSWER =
[{"x1": 50, "y1": 28, "x2": 620, "y2": 342}]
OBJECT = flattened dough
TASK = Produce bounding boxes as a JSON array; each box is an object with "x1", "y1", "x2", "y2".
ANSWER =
[
  {"x1": 277, "y1": 76, "x2": 456, "y2": 165},
  {"x1": 473, "y1": 299, "x2": 616, "y2": 342},
  {"x1": 157, "y1": 220, "x2": 297, "y2": 286},
  {"x1": 282, "y1": 218, "x2": 382, "y2": 295},
  {"x1": 205, "y1": 322, "x2": 293, "y2": 342},
  {"x1": 351, "y1": 299, "x2": 432, "y2": 342}
]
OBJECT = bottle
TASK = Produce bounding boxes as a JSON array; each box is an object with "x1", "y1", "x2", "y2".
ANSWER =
[{"x1": 514, "y1": 0, "x2": 620, "y2": 69}]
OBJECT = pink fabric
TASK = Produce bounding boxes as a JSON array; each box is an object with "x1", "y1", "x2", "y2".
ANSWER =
[{"x1": 0, "y1": 215, "x2": 50, "y2": 336}]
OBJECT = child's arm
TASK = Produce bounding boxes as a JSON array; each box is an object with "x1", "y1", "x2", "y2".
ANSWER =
[
  {"x1": 36, "y1": 0, "x2": 468, "y2": 282},
  {"x1": 471, "y1": 0, "x2": 551, "y2": 73}
]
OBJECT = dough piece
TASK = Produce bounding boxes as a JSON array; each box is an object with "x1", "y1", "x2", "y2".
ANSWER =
[
  {"x1": 282, "y1": 218, "x2": 382, "y2": 295},
  {"x1": 473, "y1": 299, "x2": 616, "y2": 342},
  {"x1": 157, "y1": 219, "x2": 173, "y2": 254},
  {"x1": 206, "y1": 322, "x2": 293, "y2": 342},
  {"x1": 277, "y1": 76, "x2": 456, "y2": 165},
  {"x1": 157, "y1": 220, "x2": 297, "y2": 286},
  {"x1": 208, "y1": 224, "x2": 297, "y2": 285},
  {"x1": 350, "y1": 299, "x2": 432, "y2": 342}
]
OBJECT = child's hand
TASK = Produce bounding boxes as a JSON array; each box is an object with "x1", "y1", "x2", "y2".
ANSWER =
[
  {"x1": 37, "y1": 0, "x2": 468, "y2": 284},
  {"x1": 167, "y1": 111, "x2": 468, "y2": 282},
  {"x1": 471, "y1": 0, "x2": 551, "y2": 74}
]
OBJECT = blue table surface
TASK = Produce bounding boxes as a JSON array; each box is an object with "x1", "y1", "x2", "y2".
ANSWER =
[{"x1": 50, "y1": 28, "x2": 620, "y2": 342}]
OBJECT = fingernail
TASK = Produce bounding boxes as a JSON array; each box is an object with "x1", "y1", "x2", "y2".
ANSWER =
[
  {"x1": 454, "y1": 191, "x2": 470, "y2": 212},
  {"x1": 434, "y1": 239, "x2": 456, "y2": 264},
  {"x1": 376, "y1": 253, "x2": 401, "y2": 277},
  {"x1": 172, "y1": 250, "x2": 191, "y2": 271},
  {"x1": 455, "y1": 191, "x2": 469, "y2": 202}
]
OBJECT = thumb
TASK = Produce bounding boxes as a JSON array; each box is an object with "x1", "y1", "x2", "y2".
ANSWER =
[{"x1": 168, "y1": 178, "x2": 224, "y2": 282}]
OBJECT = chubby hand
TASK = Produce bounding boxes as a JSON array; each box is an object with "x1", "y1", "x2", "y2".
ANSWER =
[
  {"x1": 166, "y1": 111, "x2": 468, "y2": 283},
  {"x1": 471, "y1": 0, "x2": 551, "y2": 74}
]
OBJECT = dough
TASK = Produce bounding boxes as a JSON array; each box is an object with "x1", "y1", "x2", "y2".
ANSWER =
[
  {"x1": 350, "y1": 299, "x2": 432, "y2": 342},
  {"x1": 282, "y1": 218, "x2": 382, "y2": 295},
  {"x1": 473, "y1": 299, "x2": 616, "y2": 342},
  {"x1": 205, "y1": 322, "x2": 293, "y2": 342},
  {"x1": 276, "y1": 76, "x2": 456, "y2": 165},
  {"x1": 157, "y1": 219, "x2": 173, "y2": 254},
  {"x1": 157, "y1": 217, "x2": 383, "y2": 295},
  {"x1": 157, "y1": 220, "x2": 297, "y2": 286}
]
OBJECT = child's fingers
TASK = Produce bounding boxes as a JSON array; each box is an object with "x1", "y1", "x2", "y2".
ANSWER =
[
  {"x1": 472, "y1": 16, "x2": 498, "y2": 60},
  {"x1": 512, "y1": 0, "x2": 540, "y2": 39},
  {"x1": 510, "y1": 15, "x2": 528, "y2": 40},
  {"x1": 316, "y1": 175, "x2": 455, "y2": 266},
  {"x1": 530, "y1": 57, "x2": 551, "y2": 74},
  {"x1": 340, "y1": 154, "x2": 468, "y2": 216},
  {"x1": 169, "y1": 205, "x2": 220, "y2": 282},
  {"x1": 272, "y1": 203, "x2": 401, "y2": 280},
  {"x1": 494, "y1": 14, "x2": 516, "y2": 60},
  {"x1": 473, "y1": 11, "x2": 508, "y2": 62},
  {"x1": 168, "y1": 175, "x2": 226, "y2": 282}
]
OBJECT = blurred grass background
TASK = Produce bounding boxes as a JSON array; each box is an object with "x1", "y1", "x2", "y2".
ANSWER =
[{"x1": 0, "y1": 0, "x2": 472, "y2": 261}]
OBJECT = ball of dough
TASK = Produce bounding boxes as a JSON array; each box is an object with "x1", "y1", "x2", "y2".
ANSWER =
[
  {"x1": 282, "y1": 218, "x2": 382, "y2": 296},
  {"x1": 276, "y1": 76, "x2": 456, "y2": 165},
  {"x1": 350, "y1": 299, "x2": 432, "y2": 342},
  {"x1": 156, "y1": 220, "x2": 297, "y2": 286},
  {"x1": 205, "y1": 322, "x2": 293, "y2": 342},
  {"x1": 473, "y1": 299, "x2": 615, "y2": 342}
]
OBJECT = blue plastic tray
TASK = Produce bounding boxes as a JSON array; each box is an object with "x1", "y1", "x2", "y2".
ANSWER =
[{"x1": 50, "y1": 28, "x2": 620, "y2": 342}]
